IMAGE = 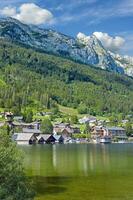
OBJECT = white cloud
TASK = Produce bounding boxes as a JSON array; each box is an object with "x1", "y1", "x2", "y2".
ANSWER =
[
  {"x1": 1, "y1": 3, "x2": 54, "y2": 25},
  {"x1": 1, "y1": 6, "x2": 16, "y2": 16},
  {"x1": 77, "y1": 32, "x2": 125, "y2": 52},
  {"x1": 77, "y1": 32, "x2": 90, "y2": 43},
  {"x1": 93, "y1": 32, "x2": 125, "y2": 52}
]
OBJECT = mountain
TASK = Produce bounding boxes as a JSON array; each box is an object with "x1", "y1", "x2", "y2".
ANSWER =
[
  {"x1": 0, "y1": 37, "x2": 133, "y2": 116},
  {"x1": 0, "y1": 17, "x2": 133, "y2": 116},
  {"x1": 0, "y1": 17, "x2": 132, "y2": 76},
  {"x1": 109, "y1": 52, "x2": 133, "y2": 77},
  {"x1": 76, "y1": 33, "x2": 124, "y2": 73}
]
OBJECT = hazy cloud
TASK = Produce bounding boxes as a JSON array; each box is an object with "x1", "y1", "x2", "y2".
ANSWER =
[{"x1": 1, "y1": 6, "x2": 16, "y2": 16}]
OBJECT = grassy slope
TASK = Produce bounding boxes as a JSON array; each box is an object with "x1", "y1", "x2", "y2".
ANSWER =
[{"x1": 59, "y1": 105, "x2": 78, "y2": 115}]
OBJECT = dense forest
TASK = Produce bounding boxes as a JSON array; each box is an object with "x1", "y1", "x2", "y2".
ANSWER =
[{"x1": 0, "y1": 39, "x2": 133, "y2": 116}]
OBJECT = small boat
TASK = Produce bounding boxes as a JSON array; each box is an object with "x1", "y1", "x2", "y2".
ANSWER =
[
  {"x1": 68, "y1": 139, "x2": 73, "y2": 143},
  {"x1": 117, "y1": 136, "x2": 128, "y2": 144},
  {"x1": 100, "y1": 136, "x2": 111, "y2": 144},
  {"x1": 118, "y1": 140, "x2": 125, "y2": 144},
  {"x1": 76, "y1": 139, "x2": 80, "y2": 144},
  {"x1": 64, "y1": 138, "x2": 74, "y2": 144},
  {"x1": 92, "y1": 137, "x2": 100, "y2": 144},
  {"x1": 64, "y1": 139, "x2": 69, "y2": 144}
]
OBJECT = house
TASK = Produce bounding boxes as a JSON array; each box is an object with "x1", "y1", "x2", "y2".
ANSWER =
[
  {"x1": 91, "y1": 126, "x2": 105, "y2": 137},
  {"x1": 14, "y1": 116, "x2": 23, "y2": 122},
  {"x1": 71, "y1": 126, "x2": 81, "y2": 134},
  {"x1": 61, "y1": 128, "x2": 74, "y2": 138},
  {"x1": 121, "y1": 120, "x2": 129, "y2": 124},
  {"x1": 22, "y1": 128, "x2": 41, "y2": 136},
  {"x1": 91, "y1": 126, "x2": 111, "y2": 143},
  {"x1": 37, "y1": 134, "x2": 45, "y2": 144},
  {"x1": 12, "y1": 122, "x2": 30, "y2": 129},
  {"x1": 12, "y1": 133, "x2": 37, "y2": 145},
  {"x1": 53, "y1": 135, "x2": 64, "y2": 143},
  {"x1": 54, "y1": 122, "x2": 71, "y2": 129},
  {"x1": 5, "y1": 112, "x2": 14, "y2": 122},
  {"x1": 105, "y1": 127, "x2": 126, "y2": 138},
  {"x1": 79, "y1": 116, "x2": 97, "y2": 125},
  {"x1": 40, "y1": 134, "x2": 56, "y2": 144},
  {"x1": 91, "y1": 126, "x2": 126, "y2": 139},
  {"x1": 12, "y1": 121, "x2": 40, "y2": 129},
  {"x1": 53, "y1": 123, "x2": 76, "y2": 137}
]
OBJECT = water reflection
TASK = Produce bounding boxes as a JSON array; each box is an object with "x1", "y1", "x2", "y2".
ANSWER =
[
  {"x1": 20, "y1": 144, "x2": 133, "y2": 200},
  {"x1": 20, "y1": 144, "x2": 133, "y2": 177}
]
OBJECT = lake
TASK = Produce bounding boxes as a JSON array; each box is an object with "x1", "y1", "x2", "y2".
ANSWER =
[{"x1": 20, "y1": 144, "x2": 133, "y2": 200}]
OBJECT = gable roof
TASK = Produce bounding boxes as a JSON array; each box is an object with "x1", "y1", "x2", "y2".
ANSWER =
[
  {"x1": 12, "y1": 133, "x2": 35, "y2": 141},
  {"x1": 37, "y1": 134, "x2": 46, "y2": 140},
  {"x1": 61, "y1": 127, "x2": 74, "y2": 133},
  {"x1": 36, "y1": 134, "x2": 55, "y2": 141},
  {"x1": 53, "y1": 135, "x2": 64, "y2": 141}
]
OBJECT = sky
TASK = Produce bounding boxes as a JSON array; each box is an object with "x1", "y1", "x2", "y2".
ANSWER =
[{"x1": 0, "y1": 0, "x2": 133, "y2": 56}]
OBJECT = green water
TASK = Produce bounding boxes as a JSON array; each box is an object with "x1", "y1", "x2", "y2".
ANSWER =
[{"x1": 20, "y1": 144, "x2": 133, "y2": 200}]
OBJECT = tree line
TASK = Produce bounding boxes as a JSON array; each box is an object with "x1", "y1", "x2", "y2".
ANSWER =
[{"x1": 0, "y1": 39, "x2": 133, "y2": 117}]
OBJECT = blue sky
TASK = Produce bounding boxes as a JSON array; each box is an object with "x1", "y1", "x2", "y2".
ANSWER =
[{"x1": 0, "y1": 0, "x2": 133, "y2": 56}]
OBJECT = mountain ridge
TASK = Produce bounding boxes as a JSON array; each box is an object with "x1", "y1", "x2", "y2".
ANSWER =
[{"x1": 0, "y1": 17, "x2": 132, "y2": 77}]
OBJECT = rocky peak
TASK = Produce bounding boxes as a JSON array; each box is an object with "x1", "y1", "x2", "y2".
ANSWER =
[{"x1": 0, "y1": 17, "x2": 132, "y2": 76}]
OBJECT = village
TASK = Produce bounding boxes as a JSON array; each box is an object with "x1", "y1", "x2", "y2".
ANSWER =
[{"x1": 0, "y1": 111, "x2": 133, "y2": 145}]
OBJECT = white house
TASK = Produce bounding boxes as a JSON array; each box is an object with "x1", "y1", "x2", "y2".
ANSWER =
[
  {"x1": 79, "y1": 116, "x2": 97, "y2": 125},
  {"x1": 105, "y1": 127, "x2": 126, "y2": 137},
  {"x1": 12, "y1": 133, "x2": 37, "y2": 145}
]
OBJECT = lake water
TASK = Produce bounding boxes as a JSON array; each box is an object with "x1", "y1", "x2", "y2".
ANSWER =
[{"x1": 20, "y1": 144, "x2": 133, "y2": 200}]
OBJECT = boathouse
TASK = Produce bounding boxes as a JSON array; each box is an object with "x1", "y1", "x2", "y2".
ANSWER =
[{"x1": 12, "y1": 133, "x2": 37, "y2": 145}]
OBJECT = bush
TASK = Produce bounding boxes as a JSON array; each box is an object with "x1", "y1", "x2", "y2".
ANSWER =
[
  {"x1": 70, "y1": 115, "x2": 78, "y2": 124},
  {"x1": 40, "y1": 117, "x2": 53, "y2": 134},
  {"x1": 0, "y1": 128, "x2": 35, "y2": 200},
  {"x1": 78, "y1": 104, "x2": 88, "y2": 114}
]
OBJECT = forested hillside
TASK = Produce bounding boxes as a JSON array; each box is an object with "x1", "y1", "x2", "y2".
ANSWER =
[{"x1": 0, "y1": 39, "x2": 133, "y2": 116}]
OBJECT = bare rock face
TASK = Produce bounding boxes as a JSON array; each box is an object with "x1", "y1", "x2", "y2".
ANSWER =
[{"x1": 0, "y1": 17, "x2": 132, "y2": 76}]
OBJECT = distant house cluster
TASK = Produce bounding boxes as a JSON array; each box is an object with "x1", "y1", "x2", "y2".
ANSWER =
[
  {"x1": 12, "y1": 122, "x2": 81, "y2": 145},
  {"x1": 91, "y1": 126, "x2": 127, "y2": 143},
  {"x1": 1, "y1": 112, "x2": 131, "y2": 145}
]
